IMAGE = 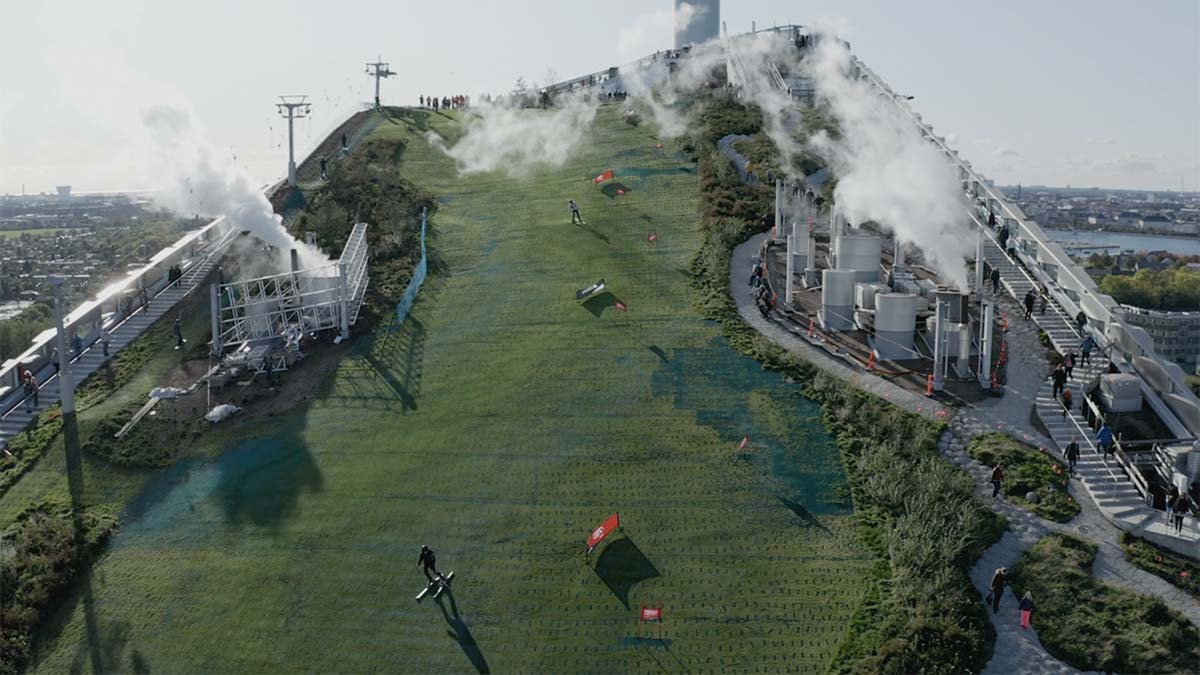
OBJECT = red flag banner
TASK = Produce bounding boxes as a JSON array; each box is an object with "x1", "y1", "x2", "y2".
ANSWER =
[
  {"x1": 586, "y1": 512, "x2": 620, "y2": 554},
  {"x1": 738, "y1": 436, "x2": 749, "y2": 450},
  {"x1": 640, "y1": 606, "x2": 662, "y2": 622},
  {"x1": 593, "y1": 169, "x2": 614, "y2": 184}
]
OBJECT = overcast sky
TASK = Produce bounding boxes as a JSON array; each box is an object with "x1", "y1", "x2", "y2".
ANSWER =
[{"x1": 2, "y1": 0, "x2": 1196, "y2": 194}]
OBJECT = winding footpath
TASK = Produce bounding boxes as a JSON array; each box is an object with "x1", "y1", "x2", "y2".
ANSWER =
[{"x1": 730, "y1": 232, "x2": 1200, "y2": 673}]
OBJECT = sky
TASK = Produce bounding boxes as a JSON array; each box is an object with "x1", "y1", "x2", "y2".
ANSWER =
[{"x1": 1, "y1": 0, "x2": 1196, "y2": 194}]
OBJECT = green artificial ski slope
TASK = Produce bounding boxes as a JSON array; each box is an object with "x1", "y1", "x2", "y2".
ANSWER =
[{"x1": 30, "y1": 107, "x2": 870, "y2": 673}]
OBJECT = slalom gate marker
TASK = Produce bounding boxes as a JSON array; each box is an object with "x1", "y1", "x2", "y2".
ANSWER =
[
  {"x1": 808, "y1": 318, "x2": 815, "y2": 337},
  {"x1": 593, "y1": 169, "x2": 614, "y2": 184},
  {"x1": 639, "y1": 605, "x2": 664, "y2": 639},
  {"x1": 738, "y1": 436, "x2": 749, "y2": 450},
  {"x1": 867, "y1": 352, "x2": 875, "y2": 371},
  {"x1": 925, "y1": 374, "x2": 934, "y2": 397},
  {"x1": 576, "y1": 278, "x2": 606, "y2": 301},
  {"x1": 586, "y1": 512, "x2": 621, "y2": 556}
]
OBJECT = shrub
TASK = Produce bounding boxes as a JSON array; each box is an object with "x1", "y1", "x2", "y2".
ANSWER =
[
  {"x1": 1120, "y1": 531, "x2": 1200, "y2": 600},
  {"x1": 1011, "y1": 534, "x2": 1200, "y2": 674},
  {"x1": 966, "y1": 432, "x2": 1079, "y2": 523}
]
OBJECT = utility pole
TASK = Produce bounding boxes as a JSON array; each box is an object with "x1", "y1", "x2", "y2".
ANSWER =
[
  {"x1": 51, "y1": 277, "x2": 75, "y2": 414},
  {"x1": 365, "y1": 59, "x2": 394, "y2": 110},
  {"x1": 276, "y1": 95, "x2": 311, "y2": 187}
]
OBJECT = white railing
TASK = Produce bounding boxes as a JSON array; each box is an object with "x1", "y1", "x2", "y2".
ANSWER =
[{"x1": 0, "y1": 215, "x2": 236, "y2": 408}]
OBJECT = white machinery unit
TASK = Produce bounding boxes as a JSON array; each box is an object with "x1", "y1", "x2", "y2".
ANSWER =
[
  {"x1": 834, "y1": 234, "x2": 882, "y2": 283},
  {"x1": 855, "y1": 282, "x2": 888, "y2": 311},
  {"x1": 874, "y1": 292, "x2": 919, "y2": 361},
  {"x1": 821, "y1": 269, "x2": 856, "y2": 332},
  {"x1": 1100, "y1": 373, "x2": 1143, "y2": 413}
]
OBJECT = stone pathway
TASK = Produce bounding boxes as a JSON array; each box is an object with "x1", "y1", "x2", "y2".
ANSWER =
[
  {"x1": 729, "y1": 232, "x2": 1200, "y2": 673},
  {"x1": 716, "y1": 134, "x2": 762, "y2": 187}
]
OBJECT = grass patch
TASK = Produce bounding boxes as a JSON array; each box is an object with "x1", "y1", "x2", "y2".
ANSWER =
[
  {"x1": 1120, "y1": 531, "x2": 1200, "y2": 600},
  {"x1": 1011, "y1": 534, "x2": 1200, "y2": 673},
  {"x1": 966, "y1": 432, "x2": 1079, "y2": 523}
]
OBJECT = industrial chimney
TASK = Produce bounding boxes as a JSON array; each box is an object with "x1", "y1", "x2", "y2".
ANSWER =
[{"x1": 675, "y1": 0, "x2": 720, "y2": 49}]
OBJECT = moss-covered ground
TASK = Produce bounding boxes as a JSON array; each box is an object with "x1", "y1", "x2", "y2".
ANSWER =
[{"x1": 23, "y1": 107, "x2": 874, "y2": 673}]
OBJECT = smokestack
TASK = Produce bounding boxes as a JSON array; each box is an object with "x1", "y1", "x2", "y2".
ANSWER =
[
  {"x1": 290, "y1": 248, "x2": 300, "y2": 274},
  {"x1": 675, "y1": 0, "x2": 720, "y2": 49},
  {"x1": 894, "y1": 240, "x2": 905, "y2": 269}
]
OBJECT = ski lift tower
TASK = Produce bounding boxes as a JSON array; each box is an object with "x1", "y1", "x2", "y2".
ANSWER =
[
  {"x1": 276, "y1": 95, "x2": 311, "y2": 187},
  {"x1": 366, "y1": 59, "x2": 394, "y2": 110}
]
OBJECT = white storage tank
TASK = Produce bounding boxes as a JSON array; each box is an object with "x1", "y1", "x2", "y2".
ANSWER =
[
  {"x1": 821, "y1": 269, "x2": 857, "y2": 331},
  {"x1": 874, "y1": 293, "x2": 918, "y2": 360},
  {"x1": 835, "y1": 234, "x2": 882, "y2": 282}
]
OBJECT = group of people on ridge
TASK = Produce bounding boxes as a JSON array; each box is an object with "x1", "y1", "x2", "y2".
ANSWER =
[{"x1": 419, "y1": 95, "x2": 468, "y2": 111}]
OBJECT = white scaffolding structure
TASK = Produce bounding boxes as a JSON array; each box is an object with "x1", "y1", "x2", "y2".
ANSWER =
[{"x1": 211, "y1": 224, "x2": 369, "y2": 370}]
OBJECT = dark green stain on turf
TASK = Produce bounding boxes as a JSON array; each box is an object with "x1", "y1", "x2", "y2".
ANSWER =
[{"x1": 651, "y1": 336, "x2": 850, "y2": 516}]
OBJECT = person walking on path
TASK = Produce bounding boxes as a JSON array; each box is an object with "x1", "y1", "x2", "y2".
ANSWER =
[
  {"x1": 990, "y1": 268, "x2": 1001, "y2": 295},
  {"x1": 569, "y1": 200, "x2": 583, "y2": 225},
  {"x1": 1065, "y1": 437, "x2": 1080, "y2": 475},
  {"x1": 418, "y1": 544, "x2": 444, "y2": 585},
  {"x1": 1019, "y1": 592, "x2": 1035, "y2": 629},
  {"x1": 988, "y1": 567, "x2": 1007, "y2": 614},
  {"x1": 319, "y1": 156, "x2": 328, "y2": 180},
  {"x1": 51, "y1": 346, "x2": 60, "y2": 373},
  {"x1": 22, "y1": 370, "x2": 38, "y2": 413},
  {"x1": 1023, "y1": 289, "x2": 1036, "y2": 320},
  {"x1": 1097, "y1": 422, "x2": 1115, "y2": 460},
  {"x1": 991, "y1": 463, "x2": 1004, "y2": 499},
  {"x1": 1061, "y1": 388, "x2": 1073, "y2": 418},
  {"x1": 101, "y1": 325, "x2": 111, "y2": 357},
  {"x1": 1079, "y1": 334, "x2": 1095, "y2": 366},
  {"x1": 1050, "y1": 365, "x2": 1068, "y2": 401},
  {"x1": 172, "y1": 317, "x2": 185, "y2": 350},
  {"x1": 1038, "y1": 287, "x2": 1047, "y2": 315},
  {"x1": 997, "y1": 224, "x2": 1009, "y2": 252},
  {"x1": 1172, "y1": 495, "x2": 1188, "y2": 534},
  {"x1": 1166, "y1": 483, "x2": 1180, "y2": 524},
  {"x1": 1063, "y1": 351, "x2": 1076, "y2": 380}
]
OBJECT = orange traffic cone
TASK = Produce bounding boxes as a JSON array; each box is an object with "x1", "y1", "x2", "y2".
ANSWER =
[
  {"x1": 867, "y1": 352, "x2": 875, "y2": 371},
  {"x1": 925, "y1": 374, "x2": 935, "y2": 397},
  {"x1": 808, "y1": 318, "x2": 815, "y2": 337}
]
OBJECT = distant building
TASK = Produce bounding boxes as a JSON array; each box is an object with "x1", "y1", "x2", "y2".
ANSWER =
[{"x1": 1118, "y1": 305, "x2": 1200, "y2": 374}]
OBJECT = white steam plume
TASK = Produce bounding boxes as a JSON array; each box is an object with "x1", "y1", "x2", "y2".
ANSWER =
[
  {"x1": 429, "y1": 93, "x2": 599, "y2": 177},
  {"x1": 804, "y1": 26, "x2": 972, "y2": 287},
  {"x1": 140, "y1": 105, "x2": 329, "y2": 271}
]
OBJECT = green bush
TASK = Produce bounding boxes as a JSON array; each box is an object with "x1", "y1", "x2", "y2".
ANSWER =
[
  {"x1": 1120, "y1": 531, "x2": 1200, "y2": 600},
  {"x1": 967, "y1": 432, "x2": 1079, "y2": 523},
  {"x1": 1011, "y1": 534, "x2": 1200, "y2": 674},
  {"x1": 0, "y1": 502, "x2": 117, "y2": 674}
]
